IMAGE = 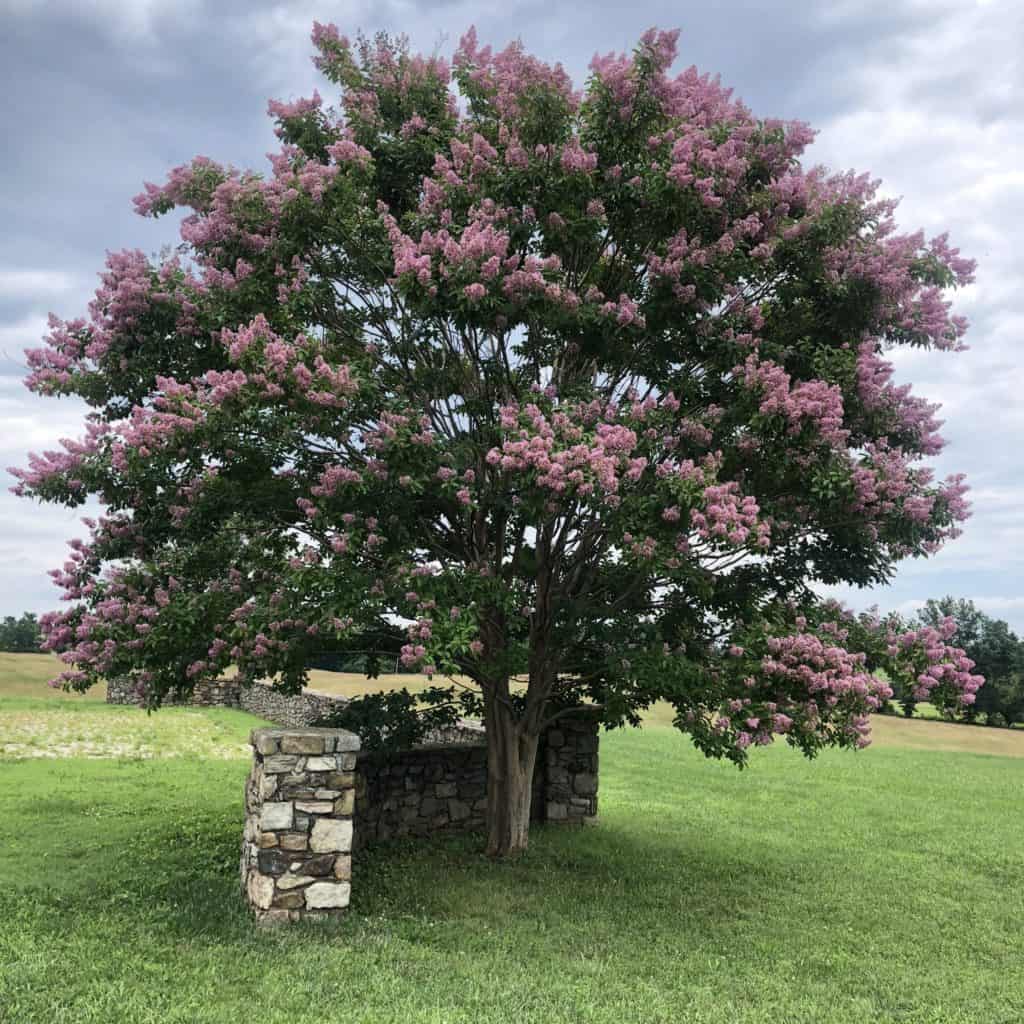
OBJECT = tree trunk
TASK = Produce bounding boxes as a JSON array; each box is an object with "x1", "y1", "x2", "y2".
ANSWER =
[{"x1": 484, "y1": 697, "x2": 540, "y2": 859}]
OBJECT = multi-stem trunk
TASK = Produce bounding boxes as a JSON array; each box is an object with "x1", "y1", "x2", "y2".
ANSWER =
[{"x1": 483, "y1": 693, "x2": 541, "y2": 859}]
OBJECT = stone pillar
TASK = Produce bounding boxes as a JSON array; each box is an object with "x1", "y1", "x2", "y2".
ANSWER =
[
  {"x1": 541, "y1": 712, "x2": 600, "y2": 825},
  {"x1": 241, "y1": 726, "x2": 360, "y2": 924}
]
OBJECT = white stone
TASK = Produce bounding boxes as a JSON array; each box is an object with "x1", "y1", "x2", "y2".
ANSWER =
[
  {"x1": 260, "y1": 801, "x2": 293, "y2": 831},
  {"x1": 309, "y1": 817, "x2": 353, "y2": 853},
  {"x1": 280, "y1": 733, "x2": 325, "y2": 755},
  {"x1": 305, "y1": 755, "x2": 338, "y2": 771},
  {"x1": 295, "y1": 800, "x2": 334, "y2": 814},
  {"x1": 260, "y1": 775, "x2": 278, "y2": 800},
  {"x1": 334, "y1": 731, "x2": 361, "y2": 752},
  {"x1": 247, "y1": 871, "x2": 274, "y2": 909},
  {"x1": 252, "y1": 731, "x2": 280, "y2": 755},
  {"x1": 305, "y1": 881, "x2": 351, "y2": 909},
  {"x1": 276, "y1": 873, "x2": 315, "y2": 891}
]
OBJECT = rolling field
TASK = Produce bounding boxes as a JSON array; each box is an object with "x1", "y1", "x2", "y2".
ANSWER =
[{"x1": 1, "y1": 652, "x2": 1022, "y2": 1022}]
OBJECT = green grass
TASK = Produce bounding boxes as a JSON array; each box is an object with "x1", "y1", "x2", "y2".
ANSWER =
[{"x1": 1, "y1": 654, "x2": 1024, "y2": 1022}]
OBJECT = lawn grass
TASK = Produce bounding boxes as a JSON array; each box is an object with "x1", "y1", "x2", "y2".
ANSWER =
[{"x1": 1, "y1": 654, "x2": 1023, "y2": 1022}]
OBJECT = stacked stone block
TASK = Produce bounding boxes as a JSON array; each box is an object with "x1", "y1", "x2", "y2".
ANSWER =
[
  {"x1": 241, "y1": 727, "x2": 360, "y2": 923},
  {"x1": 353, "y1": 744, "x2": 489, "y2": 847},
  {"x1": 540, "y1": 712, "x2": 600, "y2": 824}
]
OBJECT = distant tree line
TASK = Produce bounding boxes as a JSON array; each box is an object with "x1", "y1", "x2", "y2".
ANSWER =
[
  {"x1": 0, "y1": 613, "x2": 42, "y2": 653},
  {"x1": 307, "y1": 650, "x2": 403, "y2": 675},
  {"x1": 886, "y1": 597, "x2": 1024, "y2": 727}
]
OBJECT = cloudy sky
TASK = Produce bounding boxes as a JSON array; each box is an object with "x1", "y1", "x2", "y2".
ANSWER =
[{"x1": 2, "y1": 0, "x2": 1021, "y2": 629}]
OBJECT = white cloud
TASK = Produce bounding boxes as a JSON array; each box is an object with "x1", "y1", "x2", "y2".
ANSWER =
[
  {"x1": 0, "y1": 269, "x2": 84, "y2": 298},
  {"x1": 0, "y1": 378, "x2": 90, "y2": 456},
  {"x1": 0, "y1": 315, "x2": 48, "y2": 366}
]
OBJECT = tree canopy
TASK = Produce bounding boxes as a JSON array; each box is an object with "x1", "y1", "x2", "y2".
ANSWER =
[
  {"x1": 12, "y1": 25, "x2": 983, "y2": 854},
  {"x1": 0, "y1": 613, "x2": 41, "y2": 653}
]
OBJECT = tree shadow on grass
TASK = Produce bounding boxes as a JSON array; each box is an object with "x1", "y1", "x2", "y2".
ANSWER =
[
  {"x1": 352, "y1": 818, "x2": 800, "y2": 936},
  {"x1": 10, "y1": 804, "x2": 817, "y2": 956}
]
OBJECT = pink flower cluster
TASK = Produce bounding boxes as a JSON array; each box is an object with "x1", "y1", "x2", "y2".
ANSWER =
[
  {"x1": 588, "y1": 27, "x2": 815, "y2": 232},
  {"x1": 485, "y1": 401, "x2": 643, "y2": 499},
  {"x1": 851, "y1": 444, "x2": 919, "y2": 520},
  {"x1": 24, "y1": 249, "x2": 180, "y2": 393},
  {"x1": 646, "y1": 220, "x2": 759, "y2": 305},
  {"x1": 479, "y1": 395, "x2": 769, "y2": 556},
  {"x1": 220, "y1": 315, "x2": 358, "y2": 407},
  {"x1": 311, "y1": 464, "x2": 363, "y2": 497},
  {"x1": 267, "y1": 90, "x2": 323, "y2": 125},
  {"x1": 887, "y1": 617, "x2": 983, "y2": 707},
  {"x1": 741, "y1": 354, "x2": 848, "y2": 449},
  {"x1": 311, "y1": 24, "x2": 453, "y2": 132},
  {"x1": 691, "y1": 483, "x2": 769, "y2": 547},
  {"x1": 9, "y1": 420, "x2": 109, "y2": 497},
  {"x1": 855, "y1": 341, "x2": 944, "y2": 455},
  {"x1": 762, "y1": 631, "x2": 891, "y2": 710},
  {"x1": 454, "y1": 26, "x2": 579, "y2": 121},
  {"x1": 709, "y1": 611, "x2": 983, "y2": 757},
  {"x1": 706, "y1": 624, "x2": 895, "y2": 753},
  {"x1": 384, "y1": 207, "x2": 578, "y2": 311},
  {"x1": 327, "y1": 137, "x2": 373, "y2": 168},
  {"x1": 849, "y1": 444, "x2": 968, "y2": 552},
  {"x1": 824, "y1": 223, "x2": 975, "y2": 351}
]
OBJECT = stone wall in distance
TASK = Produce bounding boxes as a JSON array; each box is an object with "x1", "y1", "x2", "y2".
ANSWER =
[
  {"x1": 106, "y1": 674, "x2": 349, "y2": 726},
  {"x1": 105, "y1": 675, "x2": 244, "y2": 708},
  {"x1": 237, "y1": 685, "x2": 346, "y2": 727}
]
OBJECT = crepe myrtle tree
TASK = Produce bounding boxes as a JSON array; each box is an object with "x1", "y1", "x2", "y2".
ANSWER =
[{"x1": 13, "y1": 25, "x2": 984, "y2": 856}]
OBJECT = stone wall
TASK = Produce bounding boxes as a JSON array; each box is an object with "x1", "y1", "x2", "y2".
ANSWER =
[
  {"x1": 112, "y1": 673, "x2": 601, "y2": 923},
  {"x1": 353, "y1": 743, "x2": 489, "y2": 846},
  {"x1": 237, "y1": 685, "x2": 346, "y2": 727},
  {"x1": 419, "y1": 719, "x2": 487, "y2": 746},
  {"x1": 242, "y1": 715, "x2": 601, "y2": 923},
  {"x1": 106, "y1": 675, "x2": 245, "y2": 707},
  {"x1": 107, "y1": 675, "x2": 496, "y2": 744},
  {"x1": 241, "y1": 727, "x2": 360, "y2": 924},
  {"x1": 351, "y1": 714, "x2": 598, "y2": 848},
  {"x1": 540, "y1": 712, "x2": 600, "y2": 824},
  {"x1": 106, "y1": 675, "x2": 349, "y2": 726},
  {"x1": 105, "y1": 676, "x2": 143, "y2": 705}
]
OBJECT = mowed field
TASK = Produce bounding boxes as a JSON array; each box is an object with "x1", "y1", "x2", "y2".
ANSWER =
[{"x1": 1, "y1": 653, "x2": 1023, "y2": 1023}]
